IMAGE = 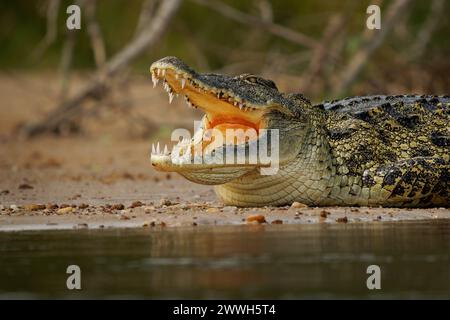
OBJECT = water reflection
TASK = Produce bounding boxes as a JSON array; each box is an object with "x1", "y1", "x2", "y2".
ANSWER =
[{"x1": 0, "y1": 221, "x2": 449, "y2": 299}]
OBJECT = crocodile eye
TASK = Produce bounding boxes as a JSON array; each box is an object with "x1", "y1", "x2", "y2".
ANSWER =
[{"x1": 239, "y1": 74, "x2": 278, "y2": 91}]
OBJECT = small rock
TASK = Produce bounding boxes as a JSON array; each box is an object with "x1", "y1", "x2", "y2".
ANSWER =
[
  {"x1": 291, "y1": 201, "x2": 308, "y2": 209},
  {"x1": 0, "y1": 190, "x2": 10, "y2": 195},
  {"x1": 24, "y1": 204, "x2": 46, "y2": 211},
  {"x1": 77, "y1": 223, "x2": 88, "y2": 229},
  {"x1": 271, "y1": 219, "x2": 283, "y2": 224},
  {"x1": 57, "y1": 207, "x2": 73, "y2": 214},
  {"x1": 246, "y1": 214, "x2": 266, "y2": 224},
  {"x1": 18, "y1": 184, "x2": 33, "y2": 190},
  {"x1": 144, "y1": 206, "x2": 153, "y2": 214},
  {"x1": 111, "y1": 204, "x2": 125, "y2": 210},
  {"x1": 78, "y1": 203, "x2": 89, "y2": 209},
  {"x1": 60, "y1": 204, "x2": 71, "y2": 208},
  {"x1": 159, "y1": 198, "x2": 172, "y2": 206},
  {"x1": 206, "y1": 208, "x2": 219, "y2": 213},
  {"x1": 120, "y1": 215, "x2": 130, "y2": 220},
  {"x1": 336, "y1": 216, "x2": 348, "y2": 223},
  {"x1": 320, "y1": 210, "x2": 329, "y2": 218},
  {"x1": 10, "y1": 204, "x2": 19, "y2": 211},
  {"x1": 130, "y1": 201, "x2": 144, "y2": 208},
  {"x1": 46, "y1": 203, "x2": 59, "y2": 209}
]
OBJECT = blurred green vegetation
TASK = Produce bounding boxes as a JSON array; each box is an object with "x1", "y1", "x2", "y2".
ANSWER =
[{"x1": 0, "y1": 0, "x2": 448, "y2": 74}]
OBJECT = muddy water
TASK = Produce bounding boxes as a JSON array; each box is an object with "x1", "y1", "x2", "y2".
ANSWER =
[{"x1": 0, "y1": 221, "x2": 449, "y2": 299}]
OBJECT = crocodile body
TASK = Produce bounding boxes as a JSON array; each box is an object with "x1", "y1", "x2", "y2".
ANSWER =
[{"x1": 150, "y1": 57, "x2": 449, "y2": 207}]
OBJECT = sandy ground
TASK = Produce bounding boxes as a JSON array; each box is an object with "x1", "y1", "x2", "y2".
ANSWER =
[{"x1": 0, "y1": 72, "x2": 449, "y2": 231}]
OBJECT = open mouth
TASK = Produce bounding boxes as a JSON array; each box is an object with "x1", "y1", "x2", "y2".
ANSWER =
[{"x1": 150, "y1": 63, "x2": 267, "y2": 160}]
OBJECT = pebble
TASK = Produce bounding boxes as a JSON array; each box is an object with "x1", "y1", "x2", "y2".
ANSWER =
[
  {"x1": 18, "y1": 184, "x2": 33, "y2": 190},
  {"x1": 159, "y1": 198, "x2": 172, "y2": 206},
  {"x1": 336, "y1": 216, "x2": 348, "y2": 223},
  {"x1": 144, "y1": 206, "x2": 154, "y2": 214},
  {"x1": 271, "y1": 219, "x2": 283, "y2": 224},
  {"x1": 10, "y1": 205, "x2": 19, "y2": 211},
  {"x1": 57, "y1": 207, "x2": 73, "y2": 214},
  {"x1": 320, "y1": 210, "x2": 330, "y2": 218},
  {"x1": 246, "y1": 214, "x2": 266, "y2": 224},
  {"x1": 111, "y1": 204, "x2": 125, "y2": 210},
  {"x1": 291, "y1": 202, "x2": 308, "y2": 209},
  {"x1": 24, "y1": 204, "x2": 46, "y2": 211},
  {"x1": 130, "y1": 201, "x2": 144, "y2": 208}
]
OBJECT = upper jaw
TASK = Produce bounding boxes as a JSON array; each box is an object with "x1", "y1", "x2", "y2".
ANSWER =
[{"x1": 150, "y1": 58, "x2": 261, "y2": 112}]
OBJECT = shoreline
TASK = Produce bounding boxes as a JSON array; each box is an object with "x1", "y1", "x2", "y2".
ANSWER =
[{"x1": 1, "y1": 203, "x2": 449, "y2": 232}]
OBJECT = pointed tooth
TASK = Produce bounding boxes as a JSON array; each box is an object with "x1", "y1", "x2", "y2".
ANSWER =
[
  {"x1": 169, "y1": 92, "x2": 174, "y2": 104},
  {"x1": 157, "y1": 69, "x2": 161, "y2": 77},
  {"x1": 152, "y1": 143, "x2": 156, "y2": 154},
  {"x1": 161, "y1": 69, "x2": 166, "y2": 76},
  {"x1": 175, "y1": 74, "x2": 179, "y2": 79},
  {"x1": 181, "y1": 78, "x2": 186, "y2": 89},
  {"x1": 156, "y1": 142, "x2": 160, "y2": 154},
  {"x1": 239, "y1": 103, "x2": 243, "y2": 110},
  {"x1": 164, "y1": 145, "x2": 168, "y2": 155},
  {"x1": 151, "y1": 73, "x2": 158, "y2": 88}
]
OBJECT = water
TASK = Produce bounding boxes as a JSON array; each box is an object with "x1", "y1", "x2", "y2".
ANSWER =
[{"x1": 0, "y1": 221, "x2": 449, "y2": 299}]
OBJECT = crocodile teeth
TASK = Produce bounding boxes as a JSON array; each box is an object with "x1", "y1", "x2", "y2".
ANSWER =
[
  {"x1": 151, "y1": 143, "x2": 156, "y2": 154},
  {"x1": 156, "y1": 142, "x2": 160, "y2": 154},
  {"x1": 157, "y1": 69, "x2": 161, "y2": 77},
  {"x1": 238, "y1": 103, "x2": 243, "y2": 110},
  {"x1": 161, "y1": 69, "x2": 166, "y2": 76},
  {"x1": 163, "y1": 144, "x2": 169, "y2": 155},
  {"x1": 168, "y1": 92, "x2": 174, "y2": 104},
  {"x1": 151, "y1": 73, "x2": 159, "y2": 88},
  {"x1": 181, "y1": 78, "x2": 186, "y2": 89}
]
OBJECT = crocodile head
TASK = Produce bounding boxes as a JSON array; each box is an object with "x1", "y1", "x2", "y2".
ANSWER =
[{"x1": 149, "y1": 56, "x2": 313, "y2": 185}]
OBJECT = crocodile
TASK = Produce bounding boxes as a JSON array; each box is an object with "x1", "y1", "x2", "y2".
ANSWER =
[{"x1": 149, "y1": 56, "x2": 449, "y2": 207}]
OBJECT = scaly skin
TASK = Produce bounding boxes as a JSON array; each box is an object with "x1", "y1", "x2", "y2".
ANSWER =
[{"x1": 150, "y1": 57, "x2": 449, "y2": 207}]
